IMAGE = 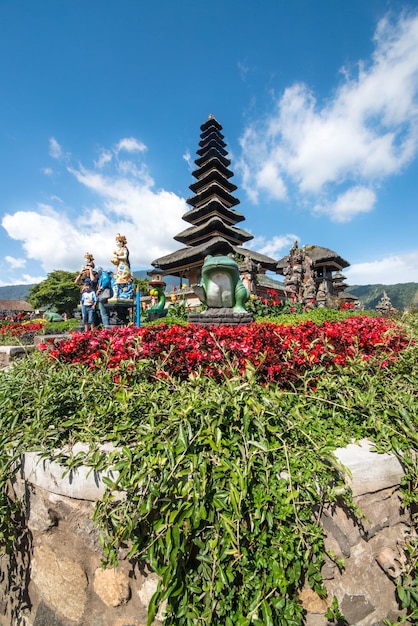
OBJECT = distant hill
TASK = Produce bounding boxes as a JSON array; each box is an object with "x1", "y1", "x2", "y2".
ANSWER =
[
  {"x1": 347, "y1": 283, "x2": 418, "y2": 311},
  {"x1": 0, "y1": 284, "x2": 34, "y2": 301},
  {"x1": 0, "y1": 278, "x2": 417, "y2": 311}
]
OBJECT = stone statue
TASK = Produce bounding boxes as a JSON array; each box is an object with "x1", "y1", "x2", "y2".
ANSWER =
[
  {"x1": 192, "y1": 254, "x2": 249, "y2": 313},
  {"x1": 316, "y1": 279, "x2": 329, "y2": 308},
  {"x1": 302, "y1": 276, "x2": 316, "y2": 306},
  {"x1": 108, "y1": 234, "x2": 134, "y2": 301},
  {"x1": 375, "y1": 292, "x2": 395, "y2": 315},
  {"x1": 239, "y1": 254, "x2": 259, "y2": 294}
]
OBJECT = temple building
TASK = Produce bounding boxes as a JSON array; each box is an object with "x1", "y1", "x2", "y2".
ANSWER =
[
  {"x1": 276, "y1": 243, "x2": 353, "y2": 308},
  {"x1": 151, "y1": 115, "x2": 277, "y2": 287},
  {"x1": 151, "y1": 114, "x2": 355, "y2": 308}
]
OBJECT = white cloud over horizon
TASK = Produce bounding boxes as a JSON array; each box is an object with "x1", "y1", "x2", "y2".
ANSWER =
[
  {"x1": 346, "y1": 251, "x2": 418, "y2": 285},
  {"x1": 2, "y1": 141, "x2": 188, "y2": 278}
]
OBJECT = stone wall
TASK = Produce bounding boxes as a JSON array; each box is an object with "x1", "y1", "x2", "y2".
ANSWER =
[{"x1": 0, "y1": 439, "x2": 414, "y2": 625}]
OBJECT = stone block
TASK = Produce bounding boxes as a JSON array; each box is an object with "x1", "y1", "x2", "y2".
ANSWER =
[
  {"x1": 93, "y1": 567, "x2": 131, "y2": 607},
  {"x1": 334, "y1": 439, "x2": 404, "y2": 497},
  {"x1": 31, "y1": 545, "x2": 88, "y2": 621},
  {"x1": 23, "y1": 448, "x2": 122, "y2": 501},
  {"x1": 298, "y1": 588, "x2": 330, "y2": 613},
  {"x1": 355, "y1": 488, "x2": 409, "y2": 539},
  {"x1": 340, "y1": 594, "x2": 375, "y2": 623}
]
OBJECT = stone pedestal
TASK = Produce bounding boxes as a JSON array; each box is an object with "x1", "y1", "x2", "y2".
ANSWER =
[
  {"x1": 189, "y1": 307, "x2": 253, "y2": 326},
  {"x1": 105, "y1": 301, "x2": 133, "y2": 326}
]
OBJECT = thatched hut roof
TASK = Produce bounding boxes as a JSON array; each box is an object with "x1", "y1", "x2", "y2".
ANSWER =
[{"x1": 0, "y1": 300, "x2": 33, "y2": 312}]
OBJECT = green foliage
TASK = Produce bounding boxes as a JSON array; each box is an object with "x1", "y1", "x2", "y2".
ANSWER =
[
  {"x1": 28, "y1": 270, "x2": 81, "y2": 317},
  {"x1": 0, "y1": 317, "x2": 417, "y2": 624},
  {"x1": 134, "y1": 276, "x2": 150, "y2": 295},
  {"x1": 42, "y1": 318, "x2": 81, "y2": 334},
  {"x1": 166, "y1": 295, "x2": 190, "y2": 322},
  {"x1": 255, "y1": 307, "x2": 378, "y2": 326}
]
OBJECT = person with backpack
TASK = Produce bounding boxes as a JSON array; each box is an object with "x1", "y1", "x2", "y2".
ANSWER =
[{"x1": 95, "y1": 267, "x2": 113, "y2": 327}]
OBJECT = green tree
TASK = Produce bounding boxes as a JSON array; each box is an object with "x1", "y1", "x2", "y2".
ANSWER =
[
  {"x1": 133, "y1": 276, "x2": 150, "y2": 295},
  {"x1": 28, "y1": 270, "x2": 81, "y2": 317}
]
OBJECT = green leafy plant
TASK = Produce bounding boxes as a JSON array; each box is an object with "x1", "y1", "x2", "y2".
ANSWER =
[{"x1": 0, "y1": 311, "x2": 416, "y2": 624}]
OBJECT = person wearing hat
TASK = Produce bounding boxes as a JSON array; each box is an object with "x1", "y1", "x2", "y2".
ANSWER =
[{"x1": 75, "y1": 266, "x2": 98, "y2": 291}]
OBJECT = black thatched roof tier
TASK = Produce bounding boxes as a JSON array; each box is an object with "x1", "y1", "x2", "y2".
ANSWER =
[
  {"x1": 182, "y1": 201, "x2": 245, "y2": 226},
  {"x1": 194, "y1": 147, "x2": 231, "y2": 169},
  {"x1": 186, "y1": 182, "x2": 240, "y2": 209},
  {"x1": 189, "y1": 169, "x2": 238, "y2": 194},
  {"x1": 191, "y1": 157, "x2": 234, "y2": 181},
  {"x1": 200, "y1": 115, "x2": 223, "y2": 133},
  {"x1": 200, "y1": 126, "x2": 224, "y2": 142},
  {"x1": 197, "y1": 138, "x2": 227, "y2": 158},
  {"x1": 174, "y1": 217, "x2": 253, "y2": 246},
  {"x1": 199, "y1": 134, "x2": 226, "y2": 149},
  {"x1": 276, "y1": 245, "x2": 349, "y2": 274},
  {"x1": 234, "y1": 247, "x2": 277, "y2": 271}
]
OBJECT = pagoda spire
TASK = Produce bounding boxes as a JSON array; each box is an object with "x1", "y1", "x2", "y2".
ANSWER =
[{"x1": 151, "y1": 116, "x2": 277, "y2": 283}]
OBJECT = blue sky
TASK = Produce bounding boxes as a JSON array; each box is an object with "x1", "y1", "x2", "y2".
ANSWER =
[{"x1": 1, "y1": 0, "x2": 418, "y2": 287}]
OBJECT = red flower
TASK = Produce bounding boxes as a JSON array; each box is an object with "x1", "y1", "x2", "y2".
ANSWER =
[{"x1": 47, "y1": 316, "x2": 412, "y2": 390}]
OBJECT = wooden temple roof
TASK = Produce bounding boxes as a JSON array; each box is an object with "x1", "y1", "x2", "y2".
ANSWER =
[{"x1": 0, "y1": 299, "x2": 33, "y2": 312}]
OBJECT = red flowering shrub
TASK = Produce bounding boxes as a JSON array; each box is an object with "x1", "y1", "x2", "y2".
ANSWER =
[
  {"x1": 48, "y1": 316, "x2": 412, "y2": 388},
  {"x1": 0, "y1": 322, "x2": 45, "y2": 338}
]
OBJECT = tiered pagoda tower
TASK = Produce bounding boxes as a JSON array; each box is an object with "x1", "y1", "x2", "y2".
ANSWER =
[{"x1": 152, "y1": 115, "x2": 277, "y2": 285}]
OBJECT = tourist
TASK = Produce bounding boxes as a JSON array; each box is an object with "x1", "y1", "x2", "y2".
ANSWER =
[
  {"x1": 75, "y1": 265, "x2": 98, "y2": 291},
  {"x1": 80, "y1": 279, "x2": 97, "y2": 332},
  {"x1": 95, "y1": 267, "x2": 112, "y2": 328}
]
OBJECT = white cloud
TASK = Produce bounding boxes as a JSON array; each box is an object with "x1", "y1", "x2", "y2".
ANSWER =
[
  {"x1": 248, "y1": 233, "x2": 299, "y2": 259},
  {"x1": 345, "y1": 251, "x2": 418, "y2": 284},
  {"x1": 237, "y1": 11, "x2": 418, "y2": 221},
  {"x1": 255, "y1": 162, "x2": 287, "y2": 200},
  {"x1": 115, "y1": 137, "x2": 147, "y2": 153},
  {"x1": 42, "y1": 167, "x2": 53, "y2": 176},
  {"x1": 2, "y1": 142, "x2": 187, "y2": 275},
  {"x1": 237, "y1": 61, "x2": 250, "y2": 81},
  {"x1": 183, "y1": 150, "x2": 193, "y2": 171},
  {"x1": 313, "y1": 186, "x2": 377, "y2": 222},
  {"x1": 94, "y1": 150, "x2": 112, "y2": 169},
  {"x1": 49, "y1": 137, "x2": 63, "y2": 159},
  {"x1": 5, "y1": 256, "x2": 26, "y2": 269},
  {"x1": 0, "y1": 274, "x2": 46, "y2": 287}
]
